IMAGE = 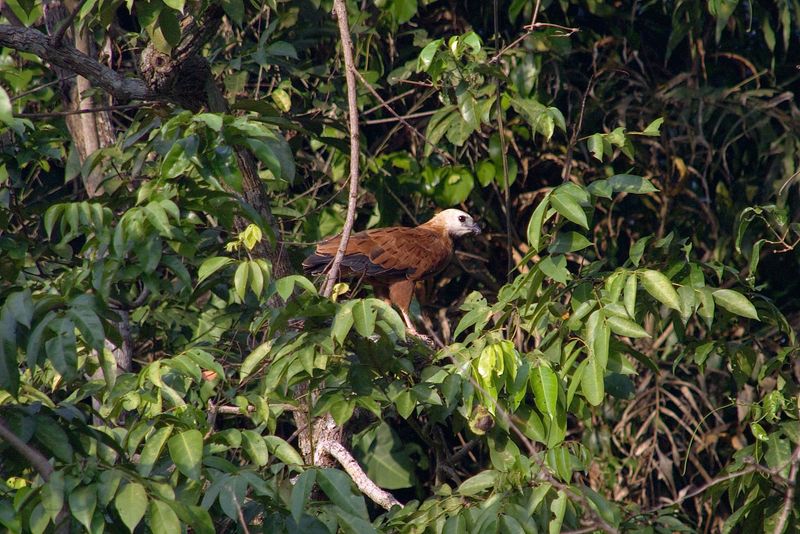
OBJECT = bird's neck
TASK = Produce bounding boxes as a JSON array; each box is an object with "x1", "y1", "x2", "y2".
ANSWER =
[{"x1": 419, "y1": 220, "x2": 453, "y2": 247}]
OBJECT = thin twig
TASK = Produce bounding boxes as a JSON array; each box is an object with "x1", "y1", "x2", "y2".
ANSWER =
[
  {"x1": 322, "y1": 0, "x2": 361, "y2": 298},
  {"x1": 16, "y1": 103, "x2": 142, "y2": 118},
  {"x1": 353, "y1": 69, "x2": 456, "y2": 163},
  {"x1": 772, "y1": 428, "x2": 800, "y2": 533},
  {"x1": 50, "y1": 0, "x2": 89, "y2": 46},
  {"x1": 493, "y1": 0, "x2": 513, "y2": 280}
]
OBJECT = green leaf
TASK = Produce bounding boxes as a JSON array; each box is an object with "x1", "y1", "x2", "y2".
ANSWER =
[
  {"x1": 168, "y1": 429, "x2": 203, "y2": 480},
  {"x1": 138, "y1": 425, "x2": 173, "y2": 477},
  {"x1": 317, "y1": 468, "x2": 369, "y2": 518},
  {"x1": 241, "y1": 430, "x2": 269, "y2": 466},
  {"x1": 640, "y1": 270, "x2": 681, "y2": 311},
  {"x1": 548, "y1": 231, "x2": 592, "y2": 254},
  {"x1": 530, "y1": 362, "x2": 558, "y2": 418},
  {"x1": 712, "y1": 289, "x2": 759, "y2": 320},
  {"x1": 551, "y1": 190, "x2": 588, "y2": 229},
  {"x1": 641, "y1": 117, "x2": 663, "y2": 136},
  {"x1": 458, "y1": 470, "x2": 499, "y2": 496},
  {"x1": 624, "y1": 274, "x2": 637, "y2": 318},
  {"x1": 234, "y1": 261, "x2": 249, "y2": 301},
  {"x1": 526, "y1": 193, "x2": 550, "y2": 252},
  {"x1": 265, "y1": 41, "x2": 299, "y2": 59},
  {"x1": 264, "y1": 436, "x2": 303, "y2": 465},
  {"x1": 291, "y1": 469, "x2": 317, "y2": 525},
  {"x1": 606, "y1": 316, "x2": 650, "y2": 338},
  {"x1": 587, "y1": 179, "x2": 612, "y2": 199},
  {"x1": 0, "y1": 86, "x2": 12, "y2": 126},
  {"x1": 46, "y1": 317, "x2": 77, "y2": 378},
  {"x1": 66, "y1": 306, "x2": 105, "y2": 352},
  {"x1": 352, "y1": 300, "x2": 377, "y2": 337},
  {"x1": 539, "y1": 255, "x2": 571, "y2": 284},
  {"x1": 6, "y1": 290, "x2": 33, "y2": 328},
  {"x1": 417, "y1": 39, "x2": 442, "y2": 71},
  {"x1": 477, "y1": 160, "x2": 496, "y2": 187},
  {"x1": 221, "y1": 0, "x2": 244, "y2": 25},
  {"x1": 148, "y1": 500, "x2": 180, "y2": 534},
  {"x1": 197, "y1": 256, "x2": 232, "y2": 284},
  {"x1": 41, "y1": 472, "x2": 64, "y2": 522},
  {"x1": 588, "y1": 133, "x2": 604, "y2": 161},
  {"x1": 628, "y1": 235, "x2": 651, "y2": 267},
  {"x1": 549, "y1": 490, "x2": 567, "y2": 534},
  {"x1": 68, "y1": 484, "x2": 97, "y2": 532},
  {"x1": 332, "y1": 300, "x2": 356, "y2": 344},
  {"x1": 240, "y1": 340, "x2": 273, "y2": 382},
  {"x1": 115, "y1": 482, "x2": 148, "y2": 532},
  {"x1": 608, "y1": 174, "x2": 659, "y2": 194},
  {"x1": 245, "y1": 138, "x2": 282, "y2": 178}
]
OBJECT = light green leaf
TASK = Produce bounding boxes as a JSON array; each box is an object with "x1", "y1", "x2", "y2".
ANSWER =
[
  {"x1": 624, "y1": 274, "x2": 637, "y2": 318},
  {"x1": 352, "y1": 300, "x2": 377, "y2": 337},
  {"x1": 640, "y1": 270, "x2": 681, "y2": 311},
  {"x1": 68, "y1": 484, "x2": 96, "y2": 532},
  {"x1": 526, "y1": 193, "x2": 551, "y2": 252},
  {"x1": 0, "y1": 87, "x2": 12, "y2": 126},
  {"x1": 606, "y1": 316, "x2": 650, "y2": 338},
  {"x1": 197, "y1": 256, "x2": 233, "y2": 284},
  {"x1": 551, "y1": 190, "x2": 589, "y2": 229},
  {"x1": 138, "y1": 425, "x2": 173, "y2": 477},
  {"x1": 115, "y1": 482, "x2": 148, "y2": 532},
  {"x1": 417, "y1": 39, "x2": 442, "y2": 71},
  {"x1": 264, "y1": 436, "x2": 303, "y2": 465},
  {"x1": 530, "y1": 362, "x2": 559, "y2": 418},
  {"x1": 641, "y1": 117, "x2": 664, "y2": 136},
  {"x1": 588, "y1": 133, "x2": 604, "y2": 161},
  {"x1": 241, "y1": 430, "x2": 269, "y2": 466},
  {"x1": 608, "y1": 174, "x2": 659, "y2": 194},
  {"x1": 148, "y1": 500, "x2": 180, "y2": 534},
  {"x1": 168, "y1": 429, "x2": 203, "y2": 480},
  {"x1": 332, "y1": 300, "x2": 356, "y2": 344},
  {"x1": 712, "y1": 289, "x2": 759, "y2": 320},
  {"x1": 458, "y1": 470, "x2": 498, "y2": 496},
  {"x1": 234, "y1": 261, "x2": 249, "y2": 301},
  {"x1": 539, "y1": 255, "x2": 571, "y2": 284}
]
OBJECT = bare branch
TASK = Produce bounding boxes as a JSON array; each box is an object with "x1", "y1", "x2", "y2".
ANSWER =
[
  {"x1": 316, "y1": 439, "x2": 403, "y2": 510},
  {"x1": 772, "y1": 432, "x2": 800, "y2": 534},
  {"x1": 0, "y1": 24, "x2": 154, "y2": 101},
  {"x1": 0, "y1": 416, "x2": 54, "y2": 481},
  {"x1": 321, "y1": 0, "x2": 360, "y2": 298}
]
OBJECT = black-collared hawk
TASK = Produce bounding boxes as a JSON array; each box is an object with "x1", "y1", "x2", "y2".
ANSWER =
[{"x1": 303, "y1": 209, "x2": 481, "y2": 337}]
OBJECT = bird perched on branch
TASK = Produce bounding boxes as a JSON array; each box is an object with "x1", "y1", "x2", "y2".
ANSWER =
[{"x1": 303, "y1": 209, "x2": 481, "y2": 339}]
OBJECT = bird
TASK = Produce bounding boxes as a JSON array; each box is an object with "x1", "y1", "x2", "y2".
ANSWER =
[{"x1": 303, "y1": 209, "x2": 481, "y2": 339}]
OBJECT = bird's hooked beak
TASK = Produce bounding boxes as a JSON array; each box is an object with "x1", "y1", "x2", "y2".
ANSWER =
[{"x1": 470, "y1": 222, "x2": 481, "y2": 235}]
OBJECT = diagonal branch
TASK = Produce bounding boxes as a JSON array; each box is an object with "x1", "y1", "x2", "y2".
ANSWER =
[
  {"x1": 321, "y1": 0, "x2": 361, "y2": 298},
  {"x1": 0, "y1": 24, "x2": 154, "y2": 101},
  {"x1": 316, "y1": 439, "x2": 402, "y2": 510},
  {"x1": 0, "y1": 416, "x2": 54, "y2": 481}
]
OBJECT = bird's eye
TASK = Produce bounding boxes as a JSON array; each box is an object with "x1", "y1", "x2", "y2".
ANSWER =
[{"x1": 458, "y1": 215, "x2": 466, "y2": 222}]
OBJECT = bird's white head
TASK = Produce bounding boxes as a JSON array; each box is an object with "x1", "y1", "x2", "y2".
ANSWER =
[{"x1": 429, "y1": 209, "x2": 481, "y2": 237}]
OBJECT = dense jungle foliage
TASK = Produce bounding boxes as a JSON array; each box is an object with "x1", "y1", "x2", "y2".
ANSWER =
[{"x1": 0, "y1": 0, "x2": 799, "y2": 532}]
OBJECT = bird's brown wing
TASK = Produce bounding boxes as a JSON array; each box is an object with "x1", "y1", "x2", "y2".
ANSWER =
[{"x1": 303, "y1": 227, "x2": 453, "y2": 281}]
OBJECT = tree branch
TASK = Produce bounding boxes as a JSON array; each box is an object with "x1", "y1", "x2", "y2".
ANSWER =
[
  {"x1": 0, "y1": 416, "x2": 54, "y2": 481},
  {"x1": 0, "y1": 24, "x2": 154, "y2": 101},
  {"x1": 772, "y1": 435, "x2": 800, "y2": 534},
  {"x1": 321, "y1": 0, "x2": 360, "y2": 298},
  {"x1": 316, "y1": 439, "x2": 402, "y2": 510}
]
